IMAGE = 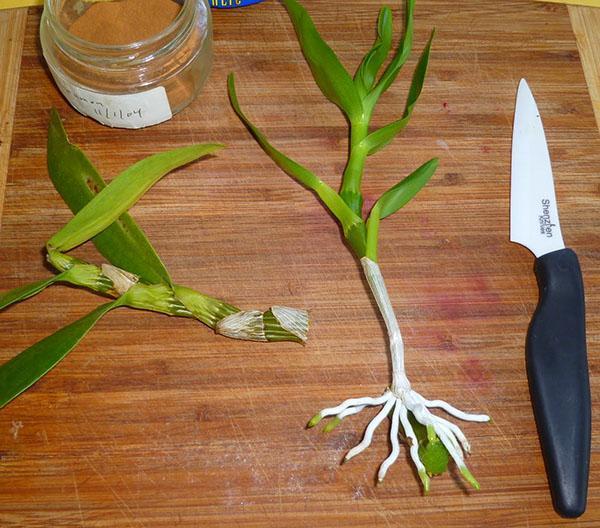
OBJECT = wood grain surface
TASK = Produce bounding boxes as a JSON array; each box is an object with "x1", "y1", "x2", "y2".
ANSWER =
[
  {"x1": 538, "y1": 0, "x2": 600, "y2": 7},
  {"x1": 0, "y1": 8, "x2": 27, "y2": 228},
  {"x1": 0, "y1": 1, "x2": 599, "y2": 526},
  {"x1": 569, "y1": 5, "x2": 600, "y2": 131}
]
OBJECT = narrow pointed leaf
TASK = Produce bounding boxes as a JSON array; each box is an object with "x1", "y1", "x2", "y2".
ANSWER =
[
  {"x1": 0, "y1": 300, "x2": 119, "y2": 409},
  {"x1": 47, "y1": 110, "x2": 172, "y2": 285},
  {"x1": 361, "y1": 114, "x2": 411, "y2": 157},
  {"x1": 282, "y1": 0, "x2": 362, "y2": 121},
  {"x1": 354, "y1": 7, "x2": 393, "y2": 98},
  {"x1": 47, "y1": 137, "x2": 223, "y2": 253},
  {"x1": 367, "y1": 157, "x2": 437, "y2": 261},
  {"x1": 228, "y1": 74, "x2": 363, "y2": 241},
  {"x1": 361, "y1": 30, "x2": 434, "y2": 156},
  {"x1": 374, "y1": 158, "x2": 438, "y2": 220},
  {"x1": 0, "y1": 274, "x2": 64, "y2": 312},
  {"x1": 404, "y1": 30, "x2": 434, "y2": 118},
  {"x1": 367, "y1": 0, "x2": 415, "y2": 107}
]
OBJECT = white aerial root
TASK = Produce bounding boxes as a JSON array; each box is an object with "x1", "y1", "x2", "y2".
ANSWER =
[
  {"x1": 308, "y1": 387, "x2": 489, "y2": 491},
  {"x1": 307, "y1": 258, "x2": 490, "y2": 491}
]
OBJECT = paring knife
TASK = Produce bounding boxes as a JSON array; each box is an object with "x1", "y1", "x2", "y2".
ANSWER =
[{"x1": 511, "y1": 78, "x2": 590, "y2": 518}]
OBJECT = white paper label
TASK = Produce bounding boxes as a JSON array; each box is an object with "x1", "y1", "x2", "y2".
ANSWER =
[{"x1": 52, "y1": 72, "x2": 172, "y2": 129}]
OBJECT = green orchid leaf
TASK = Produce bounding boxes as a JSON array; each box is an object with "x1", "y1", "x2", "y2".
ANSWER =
[
  {"x1": 354, "y1": 6, "x2": 393, "y2": 98},
  {"x1": 361, "y1": 29, "x2": 434, "y2": 156},
  {"x1": 0, "y1": 300, "x2": 120, "y2": 409},
  {"x1": 404, "y1": 30, "x2": 434, "y2": 120},
  {"x1": 282, "y1": 0, "x2": 363, "y2": 121},
  {"x1": 361, "y1": 114, "x2": 411, "y2": 157},
  {"x1": 47, "y1": 110, "x2": 173, "y2": 286},
  {"x1": 228, "y1": 74, "x2": 365, "y2": 252},
  {"x1": 375, "y1": 157, "x2": 438, "y2": 220},
  {"x1": 0, "y1": 274, "x2": 65, "y2": 312},
  {"x1": 366, "y1": 157, "x2": 438, "y2": 260},
  {"x1": 366, "y1": 0, "x2": 415, "y2": 109},
  {"x1": 47, "y1": 130, "x2": 223, "y2": 253}
]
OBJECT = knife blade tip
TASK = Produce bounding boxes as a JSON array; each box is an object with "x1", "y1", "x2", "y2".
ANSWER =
[{"x1": 518, "y1": 78, "x2": 531, "y2": 95}]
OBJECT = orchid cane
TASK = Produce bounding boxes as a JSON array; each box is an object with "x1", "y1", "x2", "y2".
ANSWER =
[
  {"x1": 228, "y1": 0, "x2": 489, "y2": 491},
  {"x1": 0, "y1": 110, "x2": 308, "y2": 409}
]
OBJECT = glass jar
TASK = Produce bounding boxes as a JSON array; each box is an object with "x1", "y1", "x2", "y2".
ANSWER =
[{"x1": 40, "y1": 0, "x2": 212, "y2": 129}]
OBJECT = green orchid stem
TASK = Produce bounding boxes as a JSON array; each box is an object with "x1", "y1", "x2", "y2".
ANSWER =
[
  {"x1": 340, "y1": 119, "x2": 370, "y2": 216},
  {"x1": 122, "y1": 283, "x2": 190, "y2": 317},
  {"x1": 172, "y1": 287, "x2": 306, "y2": 342},
  {"x1": 345, "y1": 222, "x2": 368, "y2": 259},
  {"x1": 171, "y1": 284, "x2": 237, "y2": 326},
  {"x1": 43, "y1": 251, "x2": 306, "y2": 343},
  {"x1": 47, "y1": 249, "x2": 114, "y2": 293},
  {"x1": 365, "y1": 203, "x2": 381, "y2": 262}
]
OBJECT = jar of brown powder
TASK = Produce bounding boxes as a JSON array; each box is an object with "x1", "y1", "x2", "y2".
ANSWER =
[{"x1": 40, "y1": 0, "x2": 212, "y2": 128}]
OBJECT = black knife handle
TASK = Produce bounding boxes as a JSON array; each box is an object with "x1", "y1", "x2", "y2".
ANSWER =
[{"x1": 527, "y1": 247, "x2": 590, "y2": 518}]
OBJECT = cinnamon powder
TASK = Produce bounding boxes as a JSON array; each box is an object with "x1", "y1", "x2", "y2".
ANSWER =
[{"x1": 68, "y1": 0, "x2": 181, "y2": 45}]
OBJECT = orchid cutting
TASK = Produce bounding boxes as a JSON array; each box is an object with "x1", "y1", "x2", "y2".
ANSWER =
[{"x1": 228, "y1": 0, "x2": 489, "y2": 491}]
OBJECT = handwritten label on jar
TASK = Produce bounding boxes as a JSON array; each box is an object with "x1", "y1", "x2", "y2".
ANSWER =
[{"x1": 52, "y1": 71, "x2": 173, "y2": 129}]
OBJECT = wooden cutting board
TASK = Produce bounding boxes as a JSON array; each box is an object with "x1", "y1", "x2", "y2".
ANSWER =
[{"x1": 0, "y1": 1, "x2": 599, "y2": 526}]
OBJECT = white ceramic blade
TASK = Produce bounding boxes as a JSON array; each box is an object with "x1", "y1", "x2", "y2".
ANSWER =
[{"x1": 511, "y1": 79, "x2": 565, "y2": 257}]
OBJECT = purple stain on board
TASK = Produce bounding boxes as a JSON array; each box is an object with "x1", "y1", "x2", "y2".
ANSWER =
[{"x1": 462, "y1": 358, "x2": 488, "y2": 385}]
